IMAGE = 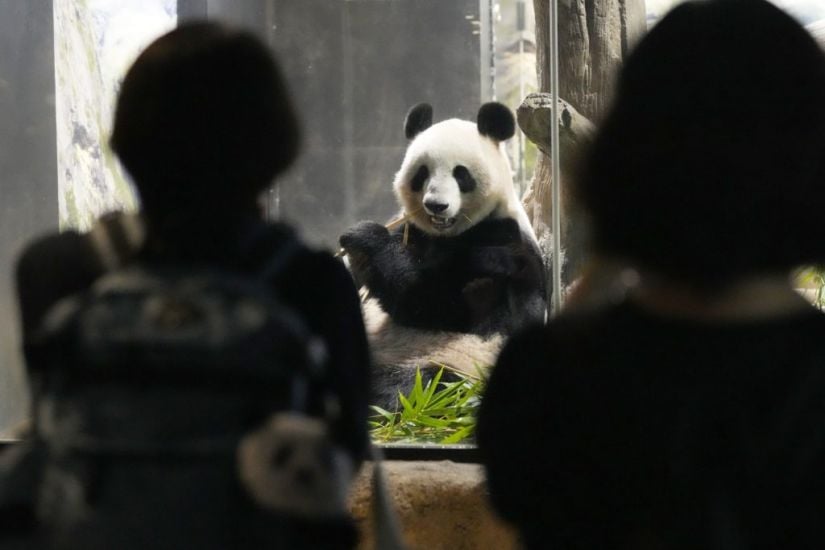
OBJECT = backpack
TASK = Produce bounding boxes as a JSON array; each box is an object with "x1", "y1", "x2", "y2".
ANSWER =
[{"x1": 2, "y1": 222, "x2": 358, "y2": 549}]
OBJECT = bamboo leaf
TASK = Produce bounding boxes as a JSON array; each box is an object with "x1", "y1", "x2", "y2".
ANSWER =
[
  {"x1": 442, "y1": 425, "x2": 475, "y2": 445},
  {"x1": 421, "y1": 367, "x2": 444, "y2": 404},
  {"x1": 369, "y1": 366, "x2": 488, "y2": 444},
  {"x1": 398, "y1": 392, "x2": 415, "y2": 419}
]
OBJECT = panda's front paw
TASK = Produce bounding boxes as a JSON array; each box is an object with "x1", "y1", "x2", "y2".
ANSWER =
[{"x1": 339, "y1": 221, "x2": 390, "y2": 255}]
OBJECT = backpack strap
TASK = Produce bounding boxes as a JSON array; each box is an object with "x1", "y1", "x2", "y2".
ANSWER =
[
  {"x1": 259, "y1": 238, "x2": 303, "y2": 288},
  {"x1": 87, "y1": 212, "x2": 145, "y2": 271},
  {"x1": 235, "y1": 222, "x2": 304, "y2": 283}
]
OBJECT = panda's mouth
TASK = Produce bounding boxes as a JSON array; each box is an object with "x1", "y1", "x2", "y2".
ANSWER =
[{"x1": 429, "y1": 216, "x2": 456, "y2": 230}]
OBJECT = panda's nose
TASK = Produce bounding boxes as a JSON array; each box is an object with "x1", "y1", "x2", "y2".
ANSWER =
[{"x1": 424, "y1": 200, "x2": 448, "y2": 214}]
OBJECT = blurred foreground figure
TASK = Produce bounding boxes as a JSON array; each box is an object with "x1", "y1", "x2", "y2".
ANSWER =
[
  {"x1": 479, "y1": 1, "x2": 825, "y2": 548},
  {"x1": 6, "y1": 22, "x2": 369, "y2": 549}
]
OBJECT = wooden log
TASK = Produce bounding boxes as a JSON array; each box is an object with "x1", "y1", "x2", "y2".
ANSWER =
[
  {"x1": 516, "y1": 92, "x2": 595, "y2": 167},
  {"x1": 525, "y1": 0, "x2": 646, "y2": 286}
]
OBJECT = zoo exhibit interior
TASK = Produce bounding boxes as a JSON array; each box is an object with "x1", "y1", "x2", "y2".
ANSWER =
[{"x1": 0, "y1": 0, "x2": 824, "y2": 543}]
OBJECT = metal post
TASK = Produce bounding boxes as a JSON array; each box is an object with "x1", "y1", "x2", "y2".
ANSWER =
[
  {"x1": 479, "y1": 0, "x2": 493, "y2": 102},
  {"x1": 342, "y1": 3, "x2": 356, "y2": 226},
  {"x1": 548, "y1": 0, "x2": 563, "y2": 314}
]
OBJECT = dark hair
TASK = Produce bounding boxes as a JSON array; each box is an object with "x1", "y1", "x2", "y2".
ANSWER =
[
  {"x1": 576, "y1": 0, "x2": 825, "y2": 288},
  {"x1": 111, "y1": 22, "x2": 300, "y2": 216}
]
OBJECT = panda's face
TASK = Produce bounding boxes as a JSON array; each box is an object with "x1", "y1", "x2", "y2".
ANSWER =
[
  {"x1": 394, "y1": 119, "x2": 509, "y2": 237},
  {"x1": 406, "y1": 161, "x2": 478, "y2": 233}
]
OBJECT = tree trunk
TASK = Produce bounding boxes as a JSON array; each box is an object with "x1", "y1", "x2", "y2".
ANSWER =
[{"x1": 524, "y1": 0, "x2": 645, "y2": 285}]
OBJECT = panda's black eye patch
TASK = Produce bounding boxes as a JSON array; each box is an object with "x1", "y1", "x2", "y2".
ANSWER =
[
  {"x1": 453, "y1": 165, "x2": 477, "y2": 193},
  {"x1": 410, "y1": 165, "x2": 429, "y2": 192}
]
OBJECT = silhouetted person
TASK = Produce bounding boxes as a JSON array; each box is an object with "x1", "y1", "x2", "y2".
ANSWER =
[
  {"x1": 8, "y1": 22, "x2": 369, "y2": 549},
  {"x1": 479, "y1": 1, "x2": 825, "y2": 548}
]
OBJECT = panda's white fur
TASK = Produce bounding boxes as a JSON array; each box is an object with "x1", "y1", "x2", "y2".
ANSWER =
[
  {"x1": 393, "y1": 118, "x2": 537, "y2": 243},
  {"x1": 361, "y1": 292, "x2": 504, "y2": 379},
  {"x1": 362, "y1": 107, "x2": 539, "y2": 390}
]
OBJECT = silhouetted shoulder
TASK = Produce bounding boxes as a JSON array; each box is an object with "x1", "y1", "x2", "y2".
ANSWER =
[{"x1": 16, "y1": 230, "x2": 102, "y2": 340}]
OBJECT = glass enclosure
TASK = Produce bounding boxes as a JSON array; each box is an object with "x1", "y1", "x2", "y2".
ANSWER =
[{"x1": 0, "y1": 0, "x2": 823, "y2": 442}]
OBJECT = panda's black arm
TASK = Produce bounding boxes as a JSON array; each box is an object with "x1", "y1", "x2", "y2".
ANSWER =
[
  {"x1": 504, "y1": 243, "x2": 548, "y2": 331},
  {"x1": 339, "y1": 221, "x2": 421, "y2": 310},
  {"x1": 463, "y1": 241, "x2": 548, "y2": 334},
  {"x1": 357, "y1": 240, "x2": 423, "y2": 311}
]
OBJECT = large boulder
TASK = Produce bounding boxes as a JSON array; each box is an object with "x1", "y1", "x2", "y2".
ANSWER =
[{"x1": 349, "y1": 460, "x2": 518, "y2": 550}]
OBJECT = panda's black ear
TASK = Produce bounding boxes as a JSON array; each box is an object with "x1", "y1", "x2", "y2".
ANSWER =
[
  {"x1": 477, "y1": 102, "x2": 515, "y2": 142},
  {"x1": 404, "y1": 103, "x2": 433, "y2": 140}
]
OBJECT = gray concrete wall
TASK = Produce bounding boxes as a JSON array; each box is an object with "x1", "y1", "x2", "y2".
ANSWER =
[{"x1": 0, "y1": 0, "x2": 57, "y2": 434}]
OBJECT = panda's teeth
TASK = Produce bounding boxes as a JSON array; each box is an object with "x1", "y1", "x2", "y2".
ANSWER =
[{"x1": 429, "y1": 216, "x2": 456, "y2": 228}]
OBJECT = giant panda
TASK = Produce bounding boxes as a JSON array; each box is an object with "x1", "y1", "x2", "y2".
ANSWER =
[{"x1": 340, "y1": 102, "x2": 547, "y2": 409}]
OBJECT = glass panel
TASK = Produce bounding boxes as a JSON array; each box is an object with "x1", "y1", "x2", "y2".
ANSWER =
[
  {"x1": 0, "y1": 0, "x2": 504, "y2": 445},
  {"x1": 264, "y1": 0, "x2": 494, "y2": 446},
  {"x1": 5, "y1": 0, "x2": 821, "y2": 443},
  {"x1": 252, "y1": 0, "x2": 538, "y2": 446}
]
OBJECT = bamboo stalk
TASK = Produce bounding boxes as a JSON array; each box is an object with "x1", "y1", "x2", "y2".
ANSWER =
[{"x1": 386, "y1": 215, "x2": 411, "y2": 231}]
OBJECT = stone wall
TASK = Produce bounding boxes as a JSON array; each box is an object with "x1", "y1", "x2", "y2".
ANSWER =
[{"x1": 350, "y1": 461, "x2": 518, "y2": 550}]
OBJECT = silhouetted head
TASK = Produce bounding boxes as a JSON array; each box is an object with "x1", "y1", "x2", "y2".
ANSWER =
[
  {"x1": 577, "y1": 0, "x2": 825, "y2": 289},
  {"x1": 111, "y1": 22, "x2": 299, "y2": 220}
]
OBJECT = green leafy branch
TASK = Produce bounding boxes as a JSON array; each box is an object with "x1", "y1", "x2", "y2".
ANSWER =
[{"x1": 369, "y1": 367, "x2": 486, "y2": 445}]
